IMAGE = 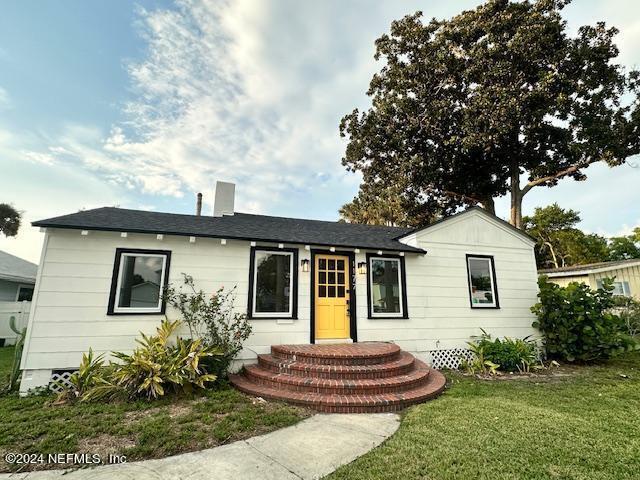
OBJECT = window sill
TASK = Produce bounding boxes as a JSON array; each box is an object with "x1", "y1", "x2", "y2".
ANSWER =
[
  {"x1": 248, "y1": 316, "x2": 298, "y2": 321},
  {"x1": 107, "y1": 310, "x2": 165, "y2": 316},
  {"x1": 367, "y1": 315, "x2": 409, "y2": 320},
  {"x1": 470, "y1": 306, "x2": 500, "y2": 310}
]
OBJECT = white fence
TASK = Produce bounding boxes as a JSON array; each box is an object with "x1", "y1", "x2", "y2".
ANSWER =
[{"x1": 0, "y1": 301, "x2": 31, "y2": 346}]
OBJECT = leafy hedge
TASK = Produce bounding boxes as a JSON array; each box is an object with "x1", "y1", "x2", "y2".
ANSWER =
[{"x1": 531, "y1": 277, "x2": 637, "y2": 362}]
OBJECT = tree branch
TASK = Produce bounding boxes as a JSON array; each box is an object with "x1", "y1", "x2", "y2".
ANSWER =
[{"x1": 521, "y1": 163, "x2": 585, "y2": 196}]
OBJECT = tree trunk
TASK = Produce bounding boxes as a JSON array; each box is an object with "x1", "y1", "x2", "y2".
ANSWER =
[
  {"x1": 509, "y1": 162, "x2": 523, "y2": 229},
  {"x1": 480, "y1": 196, "x2": 495, "y2": 215}
]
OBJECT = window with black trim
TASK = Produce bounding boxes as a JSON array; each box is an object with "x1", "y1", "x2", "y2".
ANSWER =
[
  {"x1": 16, "y1": 285, "x2": 34, "y2": 302},
  {"x1": 466, "y1": 255, "x2": 499, "y2": 308},
  {"x1": 249, "y1": 248, "x2": 298, "y2": 318},
  {"x1": 108, "y1": 249, "x2": 171, "y2": 315},
  {"x1": 367, "y1": 255, "x2": 407, "y2": 318}
]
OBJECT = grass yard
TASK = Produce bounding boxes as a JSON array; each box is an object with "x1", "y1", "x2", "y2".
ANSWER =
[
  {"x1": 328, "y1": 353, "x2": 640, "y2": 480},
  {"x1": 0, "y1": 346, "x2": 310, "y2": 472}
]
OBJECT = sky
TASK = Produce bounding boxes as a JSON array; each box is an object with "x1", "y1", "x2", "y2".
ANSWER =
[{"x1": 1, "y1": 0, "x2": 639, "y2": 263}]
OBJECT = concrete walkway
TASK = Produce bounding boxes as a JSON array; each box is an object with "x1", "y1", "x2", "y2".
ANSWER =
[{"x1": 2, "y1": 413, "x2": 400, "y2": 480}]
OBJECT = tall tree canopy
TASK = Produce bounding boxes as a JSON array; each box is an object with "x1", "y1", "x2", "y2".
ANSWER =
[
  {"x1": 0, "y1": 203, "x2": 20, "y2": 237},
  {"x1": 340, "y1": 0, "x2": 640, "y2": 228},
  {"x1": 523, "y1": 203, "x2": 639, "y2": 268}
]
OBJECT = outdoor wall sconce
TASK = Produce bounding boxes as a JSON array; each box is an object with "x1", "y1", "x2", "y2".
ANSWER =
[
  {"x1": 301, "y1": 259, "x2": 310, "y2": 272},
  {"x1": 357, "y1": 262, "x2": 367, "y2": 275}
]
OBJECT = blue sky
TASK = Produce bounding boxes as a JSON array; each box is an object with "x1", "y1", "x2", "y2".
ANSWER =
[{"x1": 1, "y1": 0, "x2": 639, "y2": 263}]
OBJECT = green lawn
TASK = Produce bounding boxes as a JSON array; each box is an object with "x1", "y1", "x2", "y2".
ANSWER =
[
  {"x1": 0, "y1": 346, "x2": 310, "y2": 472},
  {"x1": 328, "y1": 353, "x2": 640, "y2": 480}
]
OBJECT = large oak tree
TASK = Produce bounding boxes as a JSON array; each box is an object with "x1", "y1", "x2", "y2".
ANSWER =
[{"x1": 340, "y1": 0, "x2": 640, "y2": 228}]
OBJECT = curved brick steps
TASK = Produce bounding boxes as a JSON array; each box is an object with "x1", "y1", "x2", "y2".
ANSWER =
[
  {"x1": 257, "y1": 351, "x2": 416, "y2": 380},
  {"x1": 230, "y1": 368, "x2": 446, "y2": 413},
  {"x1": 230, "y1": 342, "x2": 446, "y2": 413}
]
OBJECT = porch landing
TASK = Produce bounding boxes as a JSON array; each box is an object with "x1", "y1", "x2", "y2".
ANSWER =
[{"x1": 229, "y1": 342, "x2": 446, "y2": 413}]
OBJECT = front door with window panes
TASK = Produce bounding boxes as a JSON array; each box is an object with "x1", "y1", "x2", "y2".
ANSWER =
[{"x1": 315, "y1": 255, "x2": 350, "y2": 339}]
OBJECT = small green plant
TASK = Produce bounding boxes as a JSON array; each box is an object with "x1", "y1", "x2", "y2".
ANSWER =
[
  {"x1": 480, "y1": 331, "x2": 538, "y2": 373},
  {"x1": 55, "y1": 348, "x2": 106, "y2": 402},
  {"x1": 460, "y1": 337, "x2": 500, "y2": 376},
  {"x1": 5, "y1": 316, "x2": 26, "y2": 392},
  {"x1": 532, "y1": 277, "x2": 638, "y2": 362},
  {"x1": 165, "y1": 274, "x2": 252, "y2": 377}
]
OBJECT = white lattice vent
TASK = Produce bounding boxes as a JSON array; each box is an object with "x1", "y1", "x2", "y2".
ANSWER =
[
  {"x1": 49, "y1": 371, "x2": 76, "y2": 393},
  {"x1": 429, "y1": 348, "x2": 473, "y2": 370}
]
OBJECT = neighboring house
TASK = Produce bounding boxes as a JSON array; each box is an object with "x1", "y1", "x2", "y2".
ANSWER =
[
  {"x1": 0, "y1": 250, "x2": 37, "y2": 345},
  {"x1": 19, "y1": 182, "x2": 539, "y2": 393},
  {"x1": 539, "y1": 259, "x2": 640, "y2": 299},
  {"x1": 0, "y1": 250, "x2": 37, "y2": 302}
]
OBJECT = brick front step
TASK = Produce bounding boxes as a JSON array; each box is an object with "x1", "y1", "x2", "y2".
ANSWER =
[
  {"x1": 230, "y1": 342, "x2": 446, "y2": 413},
  {"x1": 244, "y1": 360, "x2": 430, "y2": 395},
  {"x1": 257, "y1": 351, "x2": 416, "y2": 380},
  {"x1": 271, "y1": 343, "x2": 400, "y2": 366},
  {"x1": 229, "y1": 369, "x2": 446, "y2": 413}
]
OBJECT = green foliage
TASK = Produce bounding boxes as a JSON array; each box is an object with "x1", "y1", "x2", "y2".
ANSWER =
[
  {"x1": 55, "y1": 320, "x2": 222, "y2": 403},
  {"x1": 0, "y1": 203, "x2": 20, "y2": 237},
  {"x1": 55, "y1": 348, "x2": 106, "y2": 402},
  {"x1": 5, "y1": 316, "x2": 26, "y2": 392},
  {"x1": 462, "y1": 330, "x2": 538, "y2": 374},
  {"x1": 531, "y1": 277, "x2": 638, "y2": 362},
  {"x1": 613, "y1": 296, "x2": 640, "y2": 337},
  {"x1": 340, "y1": 1, "x2": 640, "y2": 227},
  {"x1": 165, "y1": 274, "x2": 252, "y2": 377},
  {"x1": 608, "y1": 228, "x2": 640, "y2": 261},
  {"x1": 339, "y1": 185, "x2": 418, "y2": 227},
  {"x1": 524, "y1": 203, "x2": 609, "y2": 268}
]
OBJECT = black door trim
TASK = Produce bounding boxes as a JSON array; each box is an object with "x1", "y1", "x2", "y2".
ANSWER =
[{"x1": 310, "y1": 249, "x2": 357, "y2": 344}]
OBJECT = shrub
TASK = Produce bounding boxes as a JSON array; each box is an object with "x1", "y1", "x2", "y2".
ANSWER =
[
  {"x1": 165, "y1": 274, "x2": 252, "y2": 376},
  {"x1": 531, "y1": 276, "x2": 638, "y2": 362},
  {"x1": 462, "y1": 330, "x2": 538, "y2": 374},
  {"x1": 56, "y1": 319, "x2": 222, "y2": 403}
]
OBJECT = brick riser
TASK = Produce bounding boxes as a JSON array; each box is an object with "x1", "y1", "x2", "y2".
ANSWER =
[
  {"x1": 230, "y1": 343, "x2": 447, "y2": 413},
  {"x1": 257, "y1": 351, "x2": 416, "y2": 380},
  {"x1": 244, "y1": 360, "x2": 430, "y2": 395},
  {"x1": 271, "y1": 343, "x2": 401, "y2": 366}
]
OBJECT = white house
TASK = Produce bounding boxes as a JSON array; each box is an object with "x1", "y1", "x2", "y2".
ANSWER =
[{"x1": 19, "y1": 182, "x2": 539, "y2": 393}]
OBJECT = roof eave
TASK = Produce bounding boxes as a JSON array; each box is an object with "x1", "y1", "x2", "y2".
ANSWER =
[{"x1": 33, "y1": 223, "x2": 427, "y2": 254}]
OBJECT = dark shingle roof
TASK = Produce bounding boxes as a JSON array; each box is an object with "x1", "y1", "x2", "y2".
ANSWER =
[
  {"x1": 32, "y1": 207, "x2": 424, "y2": 253},
  {"x1": 538, "y1": 258, "x2": 640, "y2": 275},
  {"x1": 0, "y1": 250, "x2": 37, "y2": 283}
]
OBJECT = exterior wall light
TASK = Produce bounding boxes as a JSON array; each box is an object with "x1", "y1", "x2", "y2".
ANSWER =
[
  {"x1": 357, "y1": 262, "x2": 367, "y2": 275},
  {"x1": 301, "y1": 259, "x2": 310, "y2": 272}
]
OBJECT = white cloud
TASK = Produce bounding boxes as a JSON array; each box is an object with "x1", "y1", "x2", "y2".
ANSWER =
[{"x1": 0, "y1": 86, "x2": 9, "y2": 108}]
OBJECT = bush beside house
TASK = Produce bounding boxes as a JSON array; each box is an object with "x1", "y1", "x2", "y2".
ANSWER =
[{"x1": 532, "y1": 276, "x2": 638, "y2": 362}]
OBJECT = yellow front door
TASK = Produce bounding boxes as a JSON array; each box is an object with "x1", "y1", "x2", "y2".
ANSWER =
[{"x1": 315, "y1": 254, "x2": 350, "y2": 339}]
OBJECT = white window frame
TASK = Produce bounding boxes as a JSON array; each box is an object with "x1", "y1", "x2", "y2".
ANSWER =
[
  {"x1": 113, "y1": 252, "x2": 168, "y2": 314},
  {"x1": 467, "y1": 256, "x2": 498, "y2": 309},
  {"x1": 15, "y1": 284, "x2": 35, "y2": 302},
  {"x1": 368, "y1": 256, "x2": 404, "y2": 318},
  {"x1": 252, "y1": 250, "x2": 294, "y2": 318}
]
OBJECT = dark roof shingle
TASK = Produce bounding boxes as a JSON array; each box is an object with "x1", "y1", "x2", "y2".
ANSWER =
[{"x1": 32, "y1": 207, "x2": 424, "y2": 253}]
